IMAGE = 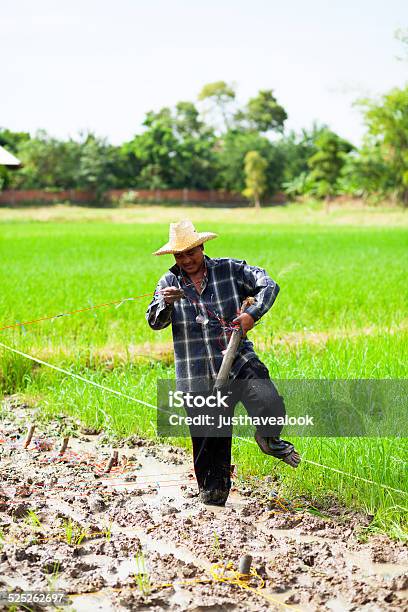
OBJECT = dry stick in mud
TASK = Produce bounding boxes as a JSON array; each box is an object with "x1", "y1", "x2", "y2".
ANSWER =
[
  {"x1": 59, "y1": 436, "x2": 69, "y2": 456},
  {"x1": 105, "y1": 449, "x2": 119, "y2": 473},
  {"x1": 23, "y1": 423, "x2": 36, "y2": 449}
]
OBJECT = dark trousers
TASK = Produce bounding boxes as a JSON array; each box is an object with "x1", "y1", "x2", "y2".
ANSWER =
[{"x1": 187, "y1": 357, "x2": 286, "y2": 492}]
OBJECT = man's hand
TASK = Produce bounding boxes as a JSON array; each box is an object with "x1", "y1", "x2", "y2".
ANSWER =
[
  {"x1": 160, "y1": 287, "x2": 185, "y2": 305},
  {"x1": 232, "y1": 312, "x2": 255, "y2": 337}
]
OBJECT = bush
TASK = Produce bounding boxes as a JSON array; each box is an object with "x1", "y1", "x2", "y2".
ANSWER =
[{"x1": 117, "y1": 190, "x2": 140, "y2": 207}]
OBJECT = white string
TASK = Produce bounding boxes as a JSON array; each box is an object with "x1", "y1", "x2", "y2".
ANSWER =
[{"x1": 0, "y1": 342, "x2": 158, "y2": 416}]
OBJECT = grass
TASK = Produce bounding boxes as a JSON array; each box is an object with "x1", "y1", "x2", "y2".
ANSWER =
[
  {"x1": 133, "y1": 551, "x2": 151, "y2": 596},
  {"x1": 212, "y1": 530, "x2": 224, "y2": 561},
  {"x1": 62, "y1": 519, "x2": 88, "y2": 546},
  {"x1": 0, "y1": 202, "x2": 407, "y2": 538},
  {"x1": 45, "y1": 560, "x2": 61, "y2": 592},
  {"x1": 24, "y1": 509, "x2": 43, "y2": 530},
  {"x1": 102, "y1": 520, "x2": 113, "y2": 542}
]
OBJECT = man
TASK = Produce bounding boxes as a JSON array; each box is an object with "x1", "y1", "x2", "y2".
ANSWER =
[{"x1": 146, "y1": 220, "x2": 300, "y2": 506}]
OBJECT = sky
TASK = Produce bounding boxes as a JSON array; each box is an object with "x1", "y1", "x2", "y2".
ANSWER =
[{"x1": 1, "y1": 0, "x2": 407, "y2": 147}]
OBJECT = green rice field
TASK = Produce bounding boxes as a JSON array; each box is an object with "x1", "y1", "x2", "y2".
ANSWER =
[{"x1": 0, "y1": 202, "x2": 407, "y2": 538}]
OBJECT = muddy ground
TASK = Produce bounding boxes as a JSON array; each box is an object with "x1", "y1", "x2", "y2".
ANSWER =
[{"x1": 0, "y1": 396, "x2": 407, "y2": 611}]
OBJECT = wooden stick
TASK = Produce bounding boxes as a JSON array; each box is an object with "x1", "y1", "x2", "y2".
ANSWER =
[
  {"x1": 105, "y1": 450, "x2": 118, "y2": 473},
  {"x1": 59, "y1": 436, "x2": 69, "y2": 455},
  {"x1": 23, "y1": 424, "x2": 36, "y2": 449}
]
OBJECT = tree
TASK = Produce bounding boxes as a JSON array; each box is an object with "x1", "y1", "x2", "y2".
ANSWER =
[
  {"x1": 114, "y1": 143, "x2": 143, "y2": 188},
  {"x1": 126, "y1": 103, "x2": 217, "y2": 189},
  {"x1": 76, "y1": 132, "x2": 123, "y2": 201},
  {"x1": 0, "y1": 128, "x2": 30, "y2": 153},
  {"x1": 5, "y1": 130, "x2": 132, "y2": 198},
  {"x1": 277, "y1": 123, "x2": 328, "y2": 188},
  {"x1": 11, "y1": 130, "x2": 81, "y2": 189},
  {"x1": 338, "y1": 145, "x2": 394, "y2": 201},
  {"x1": 356, "y1": 85, "x2": 408, "y2": 205},
  {"x1": 174, "y1": 101, "x2": 202, "y2": 136},
  {"x1": 307, "y1": 129, "x2": 354, "y2": 199},
  {"x1": 242, "y1": 90, "x2": 287, "y2": 133},
  {"x1": 172, "y1": 102, "x2": 218, "y2": 188},
  {"x1": 198, "y1": 81, "x2": 236, "y2": 132},
  {"x1": 126, "y1": 108, "x2": 176, "y2": 189},
  {"x1": 242, "y1": 150, "x2": 268, "y2": 209},
  {"x1": 282, "y1": 171, "x2": 317, "y2": 198},
  {"x1": 216, "y1": 129, "x2": 285, "y2": 194}
]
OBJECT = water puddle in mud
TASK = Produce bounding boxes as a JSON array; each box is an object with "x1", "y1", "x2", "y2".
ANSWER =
[
  {"x1": 325, "y1": 594, "x2": 352, "y2": 611},
  {"x1": 343, "y1": 549, "x2": 408, "y2": 579},
  {"x1": 257, "y1": 523, "x2": 329, "y2": 544},
  {"x1": 68, "y1": 591, "x2": 116, "y2": 612}
]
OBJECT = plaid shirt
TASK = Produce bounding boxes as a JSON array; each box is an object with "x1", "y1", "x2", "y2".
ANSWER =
[{"x1": 146, "y1": 255, "x2": 280, "y2": 391}]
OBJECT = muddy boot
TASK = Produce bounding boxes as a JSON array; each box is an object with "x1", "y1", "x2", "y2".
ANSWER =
[
  {"x1": 199, "y1": 472, "x2": 230, "y2": 507},
  {"x1": 254, "y1": 432, "x2": 301, "y2": 468},
  {"x1": 199, "y1": 488, "x2": 229, "y2": 507}
]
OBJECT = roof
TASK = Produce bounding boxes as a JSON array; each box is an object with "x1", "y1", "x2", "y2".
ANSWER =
[{"x1": 0, "y1": 145, "x2": 21, "y2": 167}]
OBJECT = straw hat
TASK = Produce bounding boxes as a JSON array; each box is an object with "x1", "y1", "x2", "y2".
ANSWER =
[{"x1": 153, "y1": 220, "x2": 218, "y2": 256}]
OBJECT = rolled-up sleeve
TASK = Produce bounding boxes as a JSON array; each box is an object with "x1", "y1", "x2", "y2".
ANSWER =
[
  {"x1": 146, "y1": 274, "x2": 174, "y2": 330},
  {"x1": 240, "y1": 262, "x2": 280, "y2": 322}
]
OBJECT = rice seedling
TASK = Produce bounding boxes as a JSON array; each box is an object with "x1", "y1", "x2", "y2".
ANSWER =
[{"x1": 133, "y1": 551, "x2": 151, "y2": 596}]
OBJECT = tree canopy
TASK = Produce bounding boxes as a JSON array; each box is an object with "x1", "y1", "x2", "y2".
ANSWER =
[{"x1": 2, "y1": 79, "x2": 408, "y2": 206}]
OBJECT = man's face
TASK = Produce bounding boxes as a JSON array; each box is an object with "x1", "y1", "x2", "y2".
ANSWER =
[{"x1": 174, "y1": 245, "x2": 204, "y2": 275}]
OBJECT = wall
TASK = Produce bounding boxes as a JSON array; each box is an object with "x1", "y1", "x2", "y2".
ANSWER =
[{"x1": 0, "y1": 188, "x2": 286, "y2": 206}]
